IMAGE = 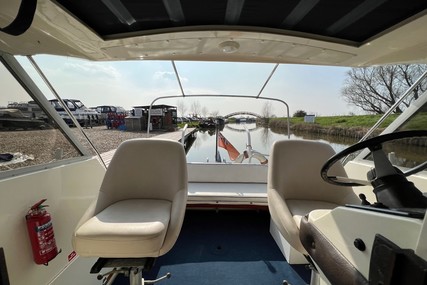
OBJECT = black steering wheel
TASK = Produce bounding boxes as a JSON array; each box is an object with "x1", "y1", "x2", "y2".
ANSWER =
[
  {"x1": 321, "y1": 130, "x2": 427, "y2": 209},
  {"x1": 321, "y1": 130, "x2": 427, "y2": 187}
]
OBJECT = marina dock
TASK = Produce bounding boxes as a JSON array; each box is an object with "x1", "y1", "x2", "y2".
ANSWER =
[{"x1": 100, "y1": 128, "x2": 196, "y2": 166}]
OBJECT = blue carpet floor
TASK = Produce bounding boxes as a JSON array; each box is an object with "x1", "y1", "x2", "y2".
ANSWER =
[{"x1": 115, "y1": 209, "x2": 310, "y2": 285}]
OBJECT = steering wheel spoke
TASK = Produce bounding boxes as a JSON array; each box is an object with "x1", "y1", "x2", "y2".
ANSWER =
[
  {"x1": 328, "y1": 176, "x2": 371, "y2": 187},
  {"x1": 371, "y1": 148, "x2": 400, "y2": 178}
]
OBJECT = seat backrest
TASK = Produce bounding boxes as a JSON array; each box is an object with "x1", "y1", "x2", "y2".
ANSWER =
[
  {"x1": 268, "y1": 140, "x2": 359, "y2": 204},
  {"x1": 94, "y1": 138, "x2": 188, "y2": 213}
]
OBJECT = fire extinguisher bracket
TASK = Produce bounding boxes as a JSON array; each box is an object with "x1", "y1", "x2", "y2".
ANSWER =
[{"x1": 26, "y1": 199, "x2": 61, "y2": 265}]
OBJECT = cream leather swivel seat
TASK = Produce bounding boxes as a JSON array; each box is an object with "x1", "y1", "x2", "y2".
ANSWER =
[
  {"x1": 72, "y1": 138, "x2": 188, "y2": 284},
  {"x1": 267, "y1": 140, "x2": 360, "y2": 258}
]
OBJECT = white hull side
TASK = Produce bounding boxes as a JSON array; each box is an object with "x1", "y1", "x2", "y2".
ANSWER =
[{"x1": 0, "y1": 158, "x2": 105, "y2": 284}]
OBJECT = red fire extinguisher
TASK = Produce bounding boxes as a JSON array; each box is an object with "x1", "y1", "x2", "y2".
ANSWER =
[{"x1": 25, "y1": 199, "x2": 60, "y2": 265}]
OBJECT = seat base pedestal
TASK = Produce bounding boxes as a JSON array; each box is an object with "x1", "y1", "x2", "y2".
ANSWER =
[
  {"x1": 90, "y1": 257, "x2": 155, "y2": 274},
  {"x1": 90, "y1": 258, "x2": 171, "y2": 285}
]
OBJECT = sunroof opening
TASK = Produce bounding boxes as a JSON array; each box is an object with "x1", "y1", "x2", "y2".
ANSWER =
[{"x1": 55, "y1": 0, "x2": 427, "y2": 43}]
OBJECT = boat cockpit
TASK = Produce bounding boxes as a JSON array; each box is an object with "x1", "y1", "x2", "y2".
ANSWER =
[{"x1": 1, "y1": 1, "x2": 427, "y2": 285}]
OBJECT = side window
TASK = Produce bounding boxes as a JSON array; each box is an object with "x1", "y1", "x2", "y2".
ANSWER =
[
  {"x1": 50, "y1": 100, "x2": 60, "y2": 109},
  {"x1": 0, "y1": 62, "x2": 83, "y2": 173},
  {"x1": 390, "y1": 101, "x2": 427, "y2": 168},
  {"x1": 66, "y1": 101, "x2": 76, "y2": 110},
  {"x1": 361, "y1": 94, "x2": 427, "y2": 170}
]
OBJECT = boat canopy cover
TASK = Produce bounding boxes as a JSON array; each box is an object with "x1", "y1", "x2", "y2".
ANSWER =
[
  {"x1": 0, "y1": 0, "x2": 427, "y2": 65},
  {"x1": 55, "y1": 0, "x2": 427, "y2": 44}
]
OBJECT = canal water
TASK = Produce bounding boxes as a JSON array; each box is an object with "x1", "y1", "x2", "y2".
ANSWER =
[{"x1": 186, "y1": 123, "x2": 358, "y2": 163}]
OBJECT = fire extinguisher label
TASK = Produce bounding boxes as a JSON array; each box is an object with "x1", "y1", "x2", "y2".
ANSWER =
[
  {"x1": 35, "y1": 221, "x2": 56, "y2": 255},
  {"x1": 35, "y1": 220, "x2": 52, "y2": 232}
]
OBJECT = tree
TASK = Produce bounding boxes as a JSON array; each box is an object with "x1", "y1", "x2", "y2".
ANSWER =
[
  {"x1": 261, "y1": 101, "x2": 273, "y2": 118},
  {"x1": 190, "y1": 100, "x2": 201, "y2": 117},
  {"x1": 210, "y1": 110, "x2": 220, "y2": 117},
  {"x1": 341, "y1": 64, "x2": 427, "y2": 114},
  {"x1": 176, "y1": 99, "x2": 187, "y2": 117},
  {"x1": 201, "y1": 106, "x2": 209, "y2": 118},
  {"x1": 293, "y1": 110, "x2": 307, "y2": 117}
]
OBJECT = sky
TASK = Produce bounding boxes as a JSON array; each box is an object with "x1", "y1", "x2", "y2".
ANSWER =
[{"x1": 1, "y1": 55, "x2": 361, "y2": 117}]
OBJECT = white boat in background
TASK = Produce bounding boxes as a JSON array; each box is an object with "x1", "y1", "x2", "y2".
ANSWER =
[
  {"x1": 1, "y1": 1, "x2": 427, "y2": 285},
  {"x1": 48, "y1": 99, "x2": 101, "y2": 127}
]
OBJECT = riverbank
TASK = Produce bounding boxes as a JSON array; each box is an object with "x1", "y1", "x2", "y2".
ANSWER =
[
  {"x1": 286, "y1": 114, "x2": 399, "y2": 128},
  {"x1": 268, "y1": 114, "x2": 398, "y2": 139},
  {"x1": 0, "y1": 126, "x2": 162, "y2": 171},
  {"x1": 269, "y1": 120, "x2": 381, "y2": 140},
  {"x1": 74, "y1": 126, "x2": 159, "y2": 153}
]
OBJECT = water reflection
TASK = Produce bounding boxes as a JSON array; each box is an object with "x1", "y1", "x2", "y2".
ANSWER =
[
  {"x1": 187, "y1": 123, "x2": 427, "y2": 168},
  {"x1": 186, "y1": 123, "x2": 355, "y2": 163},
  {"x1": 378, "y1": 140, "x2": 427, "y2": 168},
  {"x1": 224, "y1": 124, "x2": 261, "y2": 132}
]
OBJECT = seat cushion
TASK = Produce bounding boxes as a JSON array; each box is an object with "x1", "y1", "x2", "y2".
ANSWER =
[
  {"x1": 73, "y1": 199, "x2": 171, "y2": 258},
  {"x1": 287, "y1": 200, "x2": 339, "y2": 228}
]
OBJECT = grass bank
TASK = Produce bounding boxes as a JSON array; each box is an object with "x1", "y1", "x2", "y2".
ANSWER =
[
  {"x1": 269, "y1": 114, "x2": 400, "y2": 139},
  {"x1": 287, "y1": 114, "x2": 399, "y2": 128}
]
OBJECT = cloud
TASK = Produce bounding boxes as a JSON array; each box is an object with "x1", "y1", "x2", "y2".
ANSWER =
[
  {"x1": 63, "y1": 62, "x2": 121, "y2": 80},
  {"x1": 153, "y1": 71, "x2": 188, "y2": 82}
]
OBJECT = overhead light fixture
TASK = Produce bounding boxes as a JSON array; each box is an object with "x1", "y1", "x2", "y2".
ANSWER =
[
  {"x1": 101, "y1": 0, "x2": 136, "y2": 25},
  {"x1": 219, "y1": 41, "x2": 240, "y2": 54}
]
